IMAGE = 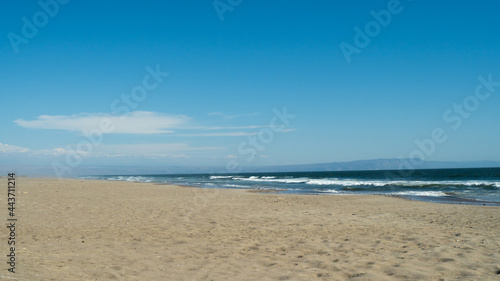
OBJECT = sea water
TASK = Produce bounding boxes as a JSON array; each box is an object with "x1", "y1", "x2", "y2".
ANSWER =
[{"x1": 81, "y1": 167, "x2": 500, "y2": 206}]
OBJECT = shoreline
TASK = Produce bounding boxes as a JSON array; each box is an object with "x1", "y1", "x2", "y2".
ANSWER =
[
  {"x1": 4, "y1": 177, "x2": 500, "y2": 280},
  {"x1": 77, "y1": 171, "x2": 500, "y2": 207},
  {"x1": 99, "y1": 177, "x2": 500, "y2": 207}
]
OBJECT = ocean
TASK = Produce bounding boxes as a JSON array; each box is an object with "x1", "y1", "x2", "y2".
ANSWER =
[{"x1": 81, "y1": 167, "x2": 500, "y2": 206}]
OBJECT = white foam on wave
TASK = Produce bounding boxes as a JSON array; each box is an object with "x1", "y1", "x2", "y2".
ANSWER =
[
  {"x1": 306, "y1": 179, "x2": 388, "y2": 186},
  {"x1": 209, "y1": 176, "x2": 233, "y2": 179},
  {"x1": 222, "y1": 184, "x2": 249, "y2": 188},
  {"x1": 79, "y1": 176, "x2": 98, "y2": 180},
  {"x1": 234, "y1": 177, "x2": 309, "y2": 183},
  {"x1": 318, "y1": 189, "x2": 340, "y2": 193},
  {"x1": 415, "y1": 180, "x2": 500, "y2": 187},
  {"x1": 305, "y1": 179, "x2": 500, "y2": 188},
  {"x1": 390, "y1": 191, "x2": 448, "y2": 197},
  {"x1": 461, "y1": 180, "x2": 500, "y2": 187},
  {"x1": 107, "y1": 176, "x2": 153, "y2": 182},
  {"x1": 231, "y1": 177, "x2": 477, "y2": 187},
  {"x1": 304, "y1": 179, "x2": 340, "y2": 185}
]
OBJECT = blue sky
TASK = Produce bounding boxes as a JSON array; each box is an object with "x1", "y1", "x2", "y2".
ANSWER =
[{"x1": 1, "y1": 0, "x2": 500, "y2": 174}]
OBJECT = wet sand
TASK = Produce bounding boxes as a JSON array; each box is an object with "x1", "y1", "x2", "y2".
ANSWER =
[{"x1": 2, "y1": 178, "x2": 499, "y2": 280}]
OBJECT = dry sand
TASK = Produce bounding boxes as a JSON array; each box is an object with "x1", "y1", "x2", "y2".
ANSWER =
[{"x1": 1, "y1": 178, "x2": 499, "y2": 280}]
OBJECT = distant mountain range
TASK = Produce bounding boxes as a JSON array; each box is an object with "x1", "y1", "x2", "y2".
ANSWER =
[
  {"x1": 3, "y1": 159, "x2": 500, "y2": 177},
  {"x1": 242, "y1": 159, "x2": 500, "y2": 173}
]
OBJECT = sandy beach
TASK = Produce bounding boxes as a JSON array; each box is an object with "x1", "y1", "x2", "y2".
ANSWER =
[{"x1": 2, "y1": 178, "x2": 499, "y2": 280}]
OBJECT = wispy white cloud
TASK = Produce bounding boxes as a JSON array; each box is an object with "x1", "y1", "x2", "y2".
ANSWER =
[
  {"x1": 35, "y1": 147, "x2": 70, "y2": 156},
  {"x1": 0, "y1": 141, "x2": 219, "y2": 160},
  {"x1": 92, "y1": 143, "x2": 218, "y2": 157},
  {"x1": 14, "y1": 111, "x2": 190, "y2": 134},
  {"x1": 207, "y1": 112, "x2": 260, "y2": 119},
  {"x1": 0, "y1": 142, "x2": 91, "y2": 156},
  {"x1": 14, "y1": 111, "x2": 273, "y2": 136},
  {"x1": 175, "y1": 132, "x2": 258, "y2": 137},
  {"x1": 9, "y1": 110, "x2": 295, "y2": 162},
  {"x1": 177, "y1": 128, "x2": 296, "y2": 136},
  {"x1": 188, "y1": 125, "x2": 266, "y2": 131},
  {"x1": 0, "y1": 143, "x2": 30, "y2": 153}
]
